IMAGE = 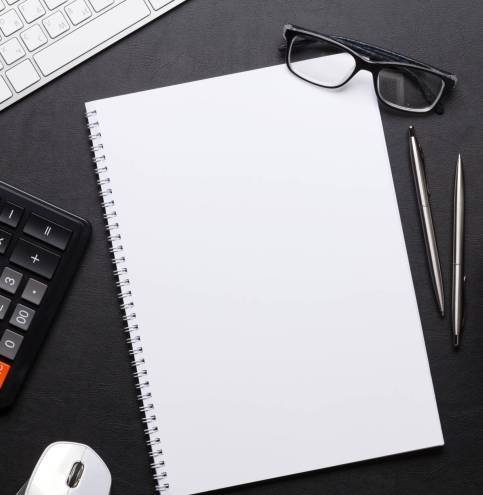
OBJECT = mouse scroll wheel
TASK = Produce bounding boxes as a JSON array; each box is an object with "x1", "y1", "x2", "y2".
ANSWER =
[{"x1": 66, "y1": 461, "x2": 85, "y2": 488}]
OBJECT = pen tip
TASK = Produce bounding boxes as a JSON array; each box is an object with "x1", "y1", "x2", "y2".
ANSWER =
[
  {"x1": 438, "y1": 301, "x2": 445, "y2": 318},
  {"x1": 408, "y1": 126, "x2": 415, "y2": 137},
  {"x1": 453, "y1": 334, "x2": 460, "y2": 348},
  {"x1": 457, "y1": 153, "x2": 462, "y2": 167}
]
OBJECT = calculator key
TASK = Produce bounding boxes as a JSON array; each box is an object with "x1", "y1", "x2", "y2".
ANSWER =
[
  {"x1": 0, "y1": 267, "x2": 23, "y2": 294},
  {"x1": 19, "y1": 0, "x2": 45, "y2": 23},
  {"x1": 65, "y1": 0, "x2": 91, "y2": 25},
  {"x1": 11, "y1": 238, "x2": 60, "y2": 279},
  {"x1": 0, "y1": 10, "x2": 23, "y2": 36},
  {"x1": 0, "y1": 228, "x2": 11, "y2": 254},
  {"x1": 0, "y1": 1, "x2": 5, "y2": 11},
  {"x1": 43, "y1": 11, "x2": 69, "y2": 38},
  {"x1": 0, "y1": 361, "x2": 10, "y2": 389},
  {"x1": 0, "y1": 329, "x2": 23, "y2": 360},
  {"x1": 21, "y1": 24, "x2": 48, "y2": 51},
  {"x1": 6, "y1": 59, "x2": 40, "y2": 92},
  {"x1": 0, "y1": 76, "x2": 12, "y2": 103},
  {"x1": 10, "y1": 303, "x2": 35, "y2": 330},
  {"x1": 0, "y1": 202, "x2": 23, "y2": 227},
  {"x1": 22, "y1": 278, "x2": 47, "y2": 305},
  {"x1": 0, "y1": 38, "x2": 25, "y2": 65},
  {"x1": 0, "y1": 295, "x2": 11, "y2": 319},
  {"x1": 6, "y1": 0, "x2": 19, "y2": 5},
  {"x1": 87, "y1": 0, "x2": 112, "y2": 12},
  {"x1": 24, "y1": 214, "x2": 72, "y2": 250}
]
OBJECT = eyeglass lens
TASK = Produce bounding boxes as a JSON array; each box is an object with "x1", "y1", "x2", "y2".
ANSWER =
[
  {"x1": 377, "y1": 67, "x2": 445, "y2": 111},
  {"x1": 288, "y1": 35, "x2": 356, "y2": 88}
]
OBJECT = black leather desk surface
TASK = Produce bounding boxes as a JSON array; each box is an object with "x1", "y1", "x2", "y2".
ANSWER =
[{"x1": 1, "y1": 1, "x2": 483, "y2": 494}]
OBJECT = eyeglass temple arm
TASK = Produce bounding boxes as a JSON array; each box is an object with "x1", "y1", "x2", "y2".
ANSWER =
[
  {"x1": 333, "y1": 35, "x2": 457, "y2": 83},
  {"x1": 280, "y1": 34, "x2": 456, "y2": 84},
  {"x1": 280, "y1": 34, "x2": 446, "y2": 113},
  {"x1": 333, "y1": 37, "x2": 445, "y2": 113}
]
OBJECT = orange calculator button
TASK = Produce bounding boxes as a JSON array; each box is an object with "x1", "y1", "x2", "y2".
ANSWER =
[{"x1": 0, "y1": 361, "x2": 11, "y2": 389}]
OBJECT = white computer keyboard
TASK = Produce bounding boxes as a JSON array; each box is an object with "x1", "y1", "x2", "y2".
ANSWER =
[{"x1": 0, "y1": 0, "x2": 187, "y2": 111}]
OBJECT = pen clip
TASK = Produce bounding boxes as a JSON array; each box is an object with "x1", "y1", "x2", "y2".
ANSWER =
[
  {"x1": 462, "y1": 274, "x2": 467, "y2": 329},
  {"x1": 418, "y1": 143, "x2": 430, "y2": 197}
]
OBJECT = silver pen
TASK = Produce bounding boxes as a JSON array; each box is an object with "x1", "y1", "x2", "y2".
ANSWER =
[
  {"x1": 408, "y1": 126, "x2": 445, "y2": 317},
  {"x1": 452, "y1": 154, "x2": 465, "y2": 347}
]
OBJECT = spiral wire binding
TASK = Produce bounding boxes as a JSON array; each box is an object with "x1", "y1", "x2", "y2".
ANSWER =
[{"x1": 86, "y1": 109, "x2": 169, "y2": 493}]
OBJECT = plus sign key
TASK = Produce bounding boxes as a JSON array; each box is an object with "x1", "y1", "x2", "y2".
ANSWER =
[{"x1": 10, "y1": 239, "x2": 60, "y2": 279}]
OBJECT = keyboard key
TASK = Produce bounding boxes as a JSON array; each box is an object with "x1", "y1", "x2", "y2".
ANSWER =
[
  {"x1": 19, "y1": 0, "x2": 45, "y2": 23},
  {"x1": 146, "y1": 0, "x2": 171, "y2": 11},
  {"x1": 0, "y1": 267, "x2": 22, "y2": 294},
  {"x1": 34, "y1": 0, "x2": 149, "y2": 76},
  {"x1": 43, "y1": 11, "x2": 69, "y2": 38},
  {"x1": 24, "y1": 214, "x2": 71, "y2": 250},
  {"x1": 0, "y1": 10, "x2": 23, "y2": 36},
  {"x1": 10, "y1": 303, "x2": 35, "y2": 330},
  {"x1": 87, "y1": 0, "x2": 111, "y2": 12},
  {"x1": 22, "y1": 278, "x2": 47, "y2": 305},
  {"x1": 0, "y1": 229, "x2": 11, "y2": 255},
  {"x1": 65, "y1": 0, "x2": 90, "y2": 25},
  {"x1": 44, "y1": 0, "x2": 65, "y2": 9},
  {"x1": 5, "y1": 0, "x2": 18, "y2": 5},
  {"x1": 21, "y1": 24, "x2": 48, "y2": 51},
  {"x1": 0, "y1": 361, "x2": 11, "y2": 389},
  {"x1": 0, "y1": 329, "x2": 23, "y2": 360},
  {"x1": 0, "y1": 295, "x2": 11, "y2": 319},
  {"x1": 0, "y1": 76, "x2": 11, "y2": 103},
  {"x1": 11, "y1": 238, "x2": 60, "y2": 279},
  {"x1": 0, "y1": 202, "x2": 23, "y2": 227},
  {"x1": 0, "y1": 1, "x2": 5, "y2": 11},
  {"x1": 6, "y1": 59, "x2": 40, "y2": 92},
  {"x1": 0, "y1": 38, "x2": 25, "y2": 65}
]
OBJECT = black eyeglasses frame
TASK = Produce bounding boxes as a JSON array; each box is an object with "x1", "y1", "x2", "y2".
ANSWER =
[{"x1": 283, "y1": 24, "x2": 458, "y2": 114}]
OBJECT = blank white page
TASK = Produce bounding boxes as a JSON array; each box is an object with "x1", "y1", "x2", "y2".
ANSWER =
[{"x1": 86, "y1": 62, "x2": 443, "y2": 495}]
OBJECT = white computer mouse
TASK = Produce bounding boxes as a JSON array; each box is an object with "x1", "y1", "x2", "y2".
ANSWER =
[{"x1": 17, "y1": 442, "x2": 112, "y2": 495}]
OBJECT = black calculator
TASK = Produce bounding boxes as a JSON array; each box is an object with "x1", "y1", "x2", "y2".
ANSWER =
[{"x1": 0, "y1": 181, "x2": 90, "y2": 409}]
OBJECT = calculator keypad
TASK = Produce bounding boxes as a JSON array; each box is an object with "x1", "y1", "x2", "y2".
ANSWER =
[{"x1": 0, "y1": 183, "x2": 90, "y2": 407}]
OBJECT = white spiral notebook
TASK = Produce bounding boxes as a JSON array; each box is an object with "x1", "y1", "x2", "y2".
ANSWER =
[{"x1": 85, "y1": 61, "x2": 443, "y2": 495}]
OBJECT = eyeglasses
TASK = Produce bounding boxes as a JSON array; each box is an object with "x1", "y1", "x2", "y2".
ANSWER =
[{"x1": 282, "y1": 24, "x2": 457, "y2": 114}]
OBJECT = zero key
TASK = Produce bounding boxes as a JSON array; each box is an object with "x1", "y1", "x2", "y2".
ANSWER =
[{"x1": 11, "y1": 238, "x2": 60, "y2": 279}]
